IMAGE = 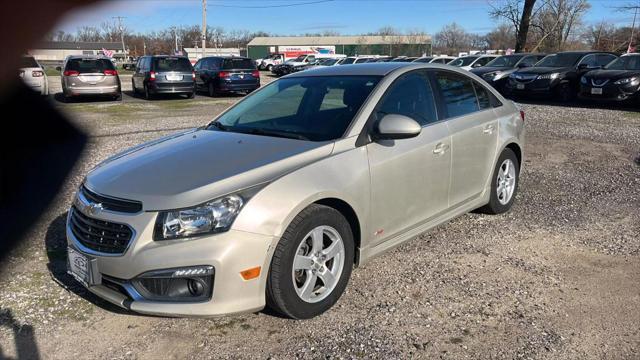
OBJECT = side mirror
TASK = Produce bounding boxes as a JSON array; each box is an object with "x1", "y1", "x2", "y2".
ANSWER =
[
  {"x1": 374, "y1": 114, "x2": 422, "y2": 140},
  {"x1": 472, "y1": 62, "x2": 483, "y2": 68},
  {"x1": 55, "y1": 66, "x2": 61, "y2": 71}
]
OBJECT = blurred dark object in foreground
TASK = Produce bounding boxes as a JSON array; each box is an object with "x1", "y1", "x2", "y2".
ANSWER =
[{"x1": 0, "y1": 82, "x2": 86, "y2": 263}]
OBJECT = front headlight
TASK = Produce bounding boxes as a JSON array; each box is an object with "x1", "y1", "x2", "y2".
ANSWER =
[
  {"x1": 154, "y1": 186, "x2": 264, "y2": 240},
  {"x1": 581, "y1": 76, "x2": 588, "y2": 84},
  {"x1": 614, "y1": 77, "x2": 640, "y2": 86},
  {"x1": 537, "y1": 73, "x2": 560, "y2": 80},
  {"x1": 482, "y1": 71, "x2": 499, "y2": 80}
]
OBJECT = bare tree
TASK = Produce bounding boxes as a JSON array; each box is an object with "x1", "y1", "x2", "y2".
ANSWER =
[
  {"x1": 486, "y1": 24, "x2": 516, "y2": 49},
  {"x1": 75, "y1": 26, "x2": 101, "y2": 42},
  {"x1": 489, "y1": 0, "x2": 538, "y2": 51},
  {"x1": 434, "y1": 22, "x2": 471, "y2": 55}
]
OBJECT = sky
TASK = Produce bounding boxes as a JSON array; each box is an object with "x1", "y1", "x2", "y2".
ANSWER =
[{"x1": 55, "y1": 0, "x2": 639, "y2": 37}]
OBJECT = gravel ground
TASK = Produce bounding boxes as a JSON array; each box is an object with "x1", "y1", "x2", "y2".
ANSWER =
[{"x1": 1, "y1": 75, "x2": 638, "y2": 359}]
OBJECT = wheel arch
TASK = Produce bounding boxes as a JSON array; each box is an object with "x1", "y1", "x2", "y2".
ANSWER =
[{"x1": 313, "y1": 198, "x2": 362, "y2": 267}]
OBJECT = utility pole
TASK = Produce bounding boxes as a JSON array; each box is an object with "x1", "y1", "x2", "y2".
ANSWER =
[
  {"x1": 113, "y1": 16, "x2": 127, "y2": 60},
  {"x1": 143, "y1": 39, "x2": 147, "y2": 56},
  {"x1": 202, "y1": 0, "x2": 207, "y2": 59},
  {"x1": 629, "y1": 4, "x2": 638, "y2": 53},
  {"x1": 172, "y1": 26, "x2": 178, "y2": 53}
]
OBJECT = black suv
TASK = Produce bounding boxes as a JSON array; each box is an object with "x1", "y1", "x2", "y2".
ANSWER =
[
  {"x1": 579, "y1": 53, "x2": 640, "y2": 102},
  {"x1": 470, "y1": 53, "x2": 546, "y2": 93},
  {"x1": 132, "y1": 55, "x2": 195, "y2": 100},
  {"x1": 505, "y1": 51, "x2": 618, "y2": 101},
  {"x1": 194, "y1": 56, "x2": 260, "y2": 97}
]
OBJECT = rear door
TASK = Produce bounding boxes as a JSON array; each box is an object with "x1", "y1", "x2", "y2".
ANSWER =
[
  {"x1": 434, "y1": 71, "x2": 498, "y2": 208},
  {"x1": 367, "y1": 70, "x2": 451, "y2": 245},
  {"x1": 154, "y1": 57, "x2": 193, "y2": 83},
  {"x1": 221, "y1": 58, "x2": 258, "y2": 84},
  {"x1": 65, "y1": 58, "x2": 117, "y2": 88}
]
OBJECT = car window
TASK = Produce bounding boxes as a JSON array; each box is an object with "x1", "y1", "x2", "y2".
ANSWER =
[
  {"x1": 476, "y1": 57, "x2": 493, "y2": 66},
  {"x1": 377, "y1": 71, "x2": 438, "y2": 126},
  {"x1": 212, "y1": 76, "x2": 381, "y2": 141},
  {"x1": 435, "y1": 71, "x2": 479, "y2": 118},
  {"x1": 596, "y1": 54, "x2": 617, "y2": 67},
  {"x1": 20, "y1": 56, "x2": 40, "y2": 68},
  {"x1": 605, "y1": 55, "x2": 640, "y2": 70},
  {"x1": 578, "y1": 54, "x2": 598, "y2": 67},
  {"x1": 222, "y1": 58, "x2": 255, "y2": 70},
  {"x1": 450, "y1": 57, "x2": 478, "y2": 67},
  {"x1": 66, "y1": 58, "x2": 115, "y2": 73},
  {"x1": 473, "y1": 82, "x2": 492, "y2": 110},
  {"x1": 154, "y1": 57, "x2": 192, "y2": 72},
  {"x1": 518, "y1": 55, "x2": 539, "y2": 67},
  {"x1": 144, "y1": 57, "x2": 151, "y2": 71}
]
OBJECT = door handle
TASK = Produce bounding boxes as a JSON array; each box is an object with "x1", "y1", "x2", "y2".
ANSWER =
[
  {"x1": 483, "y1": 125, "x2": 495, "y2": 134},
  {"x1": 433, "y1": 143, "x2": 449, "y2": 155}
]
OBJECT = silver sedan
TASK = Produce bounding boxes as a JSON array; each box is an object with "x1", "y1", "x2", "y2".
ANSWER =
[{"x1": 66, "y1": 62, "x2": 524, "y2": 319}]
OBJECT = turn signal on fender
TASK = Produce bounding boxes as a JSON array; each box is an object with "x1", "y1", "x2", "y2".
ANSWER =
[{"x1": 240, "y1": 266, "x2": 261, "y2": 280}]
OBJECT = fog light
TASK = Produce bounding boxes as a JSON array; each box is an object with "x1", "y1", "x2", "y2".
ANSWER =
[
  {"x1": 132, "y1": 266, "x2": 214, "y2": 302},
  {"x1": 188, "y1": 279, "x2": 205, "y2": 296}
]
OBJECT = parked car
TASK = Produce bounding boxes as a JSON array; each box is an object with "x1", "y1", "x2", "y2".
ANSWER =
[
  {"x1": 579, "y1": 53, "x2": 640, "y2": 102},
  {"x1": 413, "y1": 56, "x2": 456, "y2": 64},
  {"x1": 258, "y1": 53, "x2": 285, "y2": 71},
  {"x1": 448, "y1": 55, "x2": 499, "y2": 70},
  {"x1": 391, "y1": 57, "x2": 419, "y2": 62},
  {"x1": 58, "y1": 55, "x2": 121, "y2": 102},
  {"x1": 340, "y1": 56, "x2": 378, "y2": 64},
  {"x1": 470, "y1": 53, "x2": 546, "y2": 92},
  {"x1": 194, "y1": 56, "x2": 260, "y2": 97},
  {"x1": 66, "y1": 62, "x2": 524, "y2": 319},
  {"x1": 131, "y1": 55, "x2": 195, "y2": 100},
  {"x1": 20, "y1": 55, "x2": 48, "y2": 95},
  {"x1": 272, "y1": 54, "x2": 346, "y2": 76},
  {"x1": 505, "y1": 51, "x2": 618, "y2": 101}
]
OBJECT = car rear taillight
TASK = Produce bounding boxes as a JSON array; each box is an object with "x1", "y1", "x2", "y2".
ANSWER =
[
  {"x1": 520, "y1": 110, "x2": 525, "y2": 122},
  {"x1": 251, "y1": 70, "x2": 260, "y2": 78},
  {"x1": 192, "y1": 71, "x2": 196, "y2": 81},
  {"x1": 32, "y1": 70, "x2": 44, "y2": 77},
  {"x1": 103, "y1": 69, "x2": 118, "y2": 76},
  {"x1": 149, "y1": 71, "x2": 156, "y2": 81},
  {"x1": 63, "y1": 70, "x2": 79, "y2": 76},
  {"x1": 218, "y1": 71, "x2": 230, "y2": 78}
]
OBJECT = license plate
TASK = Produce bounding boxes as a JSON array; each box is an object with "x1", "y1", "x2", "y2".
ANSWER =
[
  {"x1": 166, "y1": 74, "x2": 183, "y2": 81},
  {"x1": 516, "y1": 83, "x2": 525, "y2": 90},
  {"x1": 591, "y1": 88, "x2": 603, "y2": 95},
  {"x1": 68, "y1": 248, "x2": 92, "y2": 287}
]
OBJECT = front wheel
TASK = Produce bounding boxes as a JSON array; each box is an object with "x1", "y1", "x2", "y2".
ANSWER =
[
  {"x1": 478, "y1": 148, "x2": 520, "y2": 214},
  {"x1": 266, "y1": 204, "x2": 354, "y2": 319}
]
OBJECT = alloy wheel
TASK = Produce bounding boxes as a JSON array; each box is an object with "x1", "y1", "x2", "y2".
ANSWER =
[{"x1": 496, "y1": 159, "x2": 516, "y2": 205}]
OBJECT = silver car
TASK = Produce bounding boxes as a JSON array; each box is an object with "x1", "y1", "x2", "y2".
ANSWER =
[
  {"x1": 66, "y1": 63, "x2": 524, "y2": 319},
  {"x1": 20, "y1": 55, "x2": 48, "y2": 95},
  {"x1": 59, "y1": 55, "x2": 122, "y2": 101}
]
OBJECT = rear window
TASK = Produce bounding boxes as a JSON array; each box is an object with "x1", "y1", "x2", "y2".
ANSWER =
[
  {"x1": 66, "y1": 58, "x2": 115, "y2": 73},
  {"x1": 222, "y1": 58, "x2": 256, "y2": 70},
  {"x1": 154, "y1": 57, "x2": 193, "y2": 72},
  {"x1": 21, "y1": 56, "x2": 40, "y2": 68}
]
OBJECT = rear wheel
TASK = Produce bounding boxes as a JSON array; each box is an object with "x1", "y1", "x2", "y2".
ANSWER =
[
  {"x1": 186, "y1": 91, "x2": 195, "y2": 99},
  {"x1": 113, "y1": 92, "x2": 122, "y2": 101},
  {"x1": 208, "y1": 82, "x2": 217, "y2": 97},
  {"x1": 478, "y1": 148, "x2": 520, "y2": 214},
  {"x1": 267, "y1": 64, "x2": 273, "y2": 72},
  {"x1": 144, "y1": 83, "x2": 152, "y2": 100},
  {"x1": 266, "y1": 204, "x2": 354, "y2": 319}
]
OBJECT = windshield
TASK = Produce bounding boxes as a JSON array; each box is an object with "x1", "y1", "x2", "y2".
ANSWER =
[
  {"x1": 292, "y1": 55, "x2": 307, "y2": 62},
  {"x1": 222, "y1": 58, "x2": 255, "y2": 70},
  {"x1": 155, "y1": 57, "x2": 192, "y2": 72},
  {"x1": 66, "y1": 58, "x2": 115, "y2": 73},
  {"x1": 208, "y1": 75, "x2": 381, "y2": 141},
  {"x1": 449, "y1": 56, "x2": 478, "y2": 67},
  {"x1": 605, "y1": 56, "x2": 640, "y2": 70},
  {"x1": 21, "y1": 56, "x2": 40, "y2": 68},
  {"x1": 341, "y1": 58, "x2": 356, "y2": 65},
  {"x1": 536, "y1": 53, "x2": 582, "y2": 68},
  {"x1": 486, "y1": 55, "x2": 523, "y2": 67},
  {"x1": 320, "y1": 58, "x2": 338, "y2": 66}
]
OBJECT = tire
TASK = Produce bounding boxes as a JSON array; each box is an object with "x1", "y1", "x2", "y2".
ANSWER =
[
  {"x1": 144, "y1": 83, "x2": 152, "y2": 100},
  {"x1": 267, "y1": 64, "x2": 273, "y2": 72},
  {"x1": 131, "y1": 79, "x2": 138, "y2": 96},
  {"x1": 113, "y1": 92, "x2": 122, "y2": 101},
  {"x1": 478, "y1": 148, "x2": 520, "y2": 215},
  {"x1": 208, "y1": 82, "x2": 216, "y2": 97},
  {"x1": 266, "y1": 204, "x2": 354, "y2": 319},
  {"x1": 186, "y1": 91, "x2": 195, "y2": 99},
  {"x1": 556, "y1": 82, "x2": 573, "y2": 102}
]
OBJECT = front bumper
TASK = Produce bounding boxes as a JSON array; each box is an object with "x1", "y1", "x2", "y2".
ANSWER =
[
  {"x1": 66, "y1": 206, "x2": 277, "y2": 317},
  {"x1": 504, "y1": 78, "x2": 559, "y2": 97},
  {"x1": 578, "y1": 83, "x2": 640, "y2": 102}
]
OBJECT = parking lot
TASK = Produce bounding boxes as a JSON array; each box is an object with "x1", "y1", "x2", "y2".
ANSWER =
[{"x1": 0, "y1": 73, "x2": 638, "y2": 359}]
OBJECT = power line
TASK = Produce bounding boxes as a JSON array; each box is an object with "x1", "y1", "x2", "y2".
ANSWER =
[{"x1": 208, "y1": 0, "x2": 333, "y2": 9}]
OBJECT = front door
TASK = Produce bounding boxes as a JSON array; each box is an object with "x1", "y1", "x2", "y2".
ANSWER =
[{"x1": 367, "y1": 70, "x2": 451, "y2": 246}]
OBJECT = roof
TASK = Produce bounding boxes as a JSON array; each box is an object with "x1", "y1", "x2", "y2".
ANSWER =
[
  {"x1": 33, "y1": 41, "x2": 123, "y2": 50},
  {"x1": 248, "y1": 35, "x2": 431, "y2": 47},
  {"x1": 287, "y1": 62, "x2": 428, "y2": 77}
]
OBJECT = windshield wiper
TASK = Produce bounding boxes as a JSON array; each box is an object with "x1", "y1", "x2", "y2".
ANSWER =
[
  {"x1": 242, "y1": 128, "x2": 310, "y2": 141},
  {"x1": 209, "y1": 122, "x2": 229, "y2": 131}
]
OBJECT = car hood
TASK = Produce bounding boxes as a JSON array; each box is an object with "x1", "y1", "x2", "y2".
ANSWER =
[
  {"x1": 516, "y1": 66, "x2": 572, "y2": 75},
  {"x1": 85, "y1": 129, "x2": 334, "y2": 210},
  {"x1": 470, "y1": 66, "x2": 516, "y2": 76},
  {"x1": 583, "y1": 69, "x2": 640, "y2": 80}
]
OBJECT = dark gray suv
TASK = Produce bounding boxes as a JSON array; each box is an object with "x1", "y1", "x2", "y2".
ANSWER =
[{"x1": 132, "y1": 56, "x2": 195, "y2": 99}]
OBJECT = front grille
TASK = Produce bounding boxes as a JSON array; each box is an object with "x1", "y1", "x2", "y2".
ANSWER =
[
  {"x1": 80, "y1": 185, "x2": 142, "y2": 213},
  {"x1": 69, "y1": 207, "x2": 133, "y2": 254}
]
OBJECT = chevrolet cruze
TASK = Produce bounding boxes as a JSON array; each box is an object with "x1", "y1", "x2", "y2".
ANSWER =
[{"x1": 67, "y1": 63, "x2": 525, "y2": 319}]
